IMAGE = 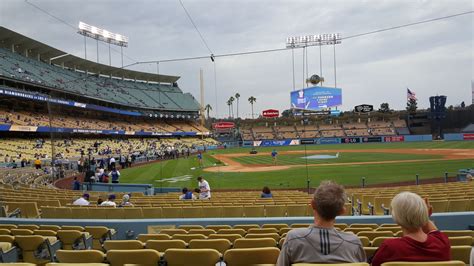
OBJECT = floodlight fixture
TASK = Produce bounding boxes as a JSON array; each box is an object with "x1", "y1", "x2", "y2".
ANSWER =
[
  {"x1": 78, "y1": 21, "x2": 128, "y2": 47},
  {"x1": 286, "y1": 33, "x2": 341, "y2": 48}
]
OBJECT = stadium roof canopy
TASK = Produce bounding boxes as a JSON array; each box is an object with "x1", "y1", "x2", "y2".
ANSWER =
[{"x1": 0, "y1": 27, "x2": 179, "y2": 84}]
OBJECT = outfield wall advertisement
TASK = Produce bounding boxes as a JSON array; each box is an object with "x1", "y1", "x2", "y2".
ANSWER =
[{"x1": 291, "y1": 86, "x2": 342, "y2": 110}]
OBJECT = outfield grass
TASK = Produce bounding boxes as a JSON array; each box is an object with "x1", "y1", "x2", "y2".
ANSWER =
[{"x1": 120, "y1": 141, "x2": 474, "y2": 189}]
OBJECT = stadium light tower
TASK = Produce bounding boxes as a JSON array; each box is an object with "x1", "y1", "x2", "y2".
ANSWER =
[
  {"x1": 286, "y1": 33, "x2": 342, "y2": 88},
  {"x1": 77, "y1": 21, "x2": 129, "y2": 67}
]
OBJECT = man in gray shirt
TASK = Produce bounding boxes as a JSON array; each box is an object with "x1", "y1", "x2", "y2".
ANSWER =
[{"x1": 277, "y1": 181, "x2": 366, "y2": 265}]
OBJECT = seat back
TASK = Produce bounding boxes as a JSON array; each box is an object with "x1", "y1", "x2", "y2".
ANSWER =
[
  {"x1": 123, "y1": 207, "x2": 144, "y2": 219},
  {"x1": 106, "y1": 208, "x2": 124, "y2": 219},
  {"x1": 188, "y1": 239, "x2": 232, "y2": 254},
  {"x1": 56, "y1": 249, "x2": 105, "y2": 263},
  {"x1": 145, "y1": 240, "x2": 186, "y2": 252},
  {"x1": 380, "y1": 261, "x2": 465, "y2": 266},
  {"x1": 182, "y1": 207, "x2": 203, "y2": 218},
  {"x1": 137, "y1": 234, "x2": 171, "y2": 242},
  {"x1": 162, "y1": 207, "x2": 182, "y2": 218},
  {"x1": 57, "y1": 230, "x2": 84, "y2": 250},
  {"x1": 172, "y1": 234, "x2": 206, "y2": 242},
  {"x1": 217, "y1": 229, "x2": 246, "y2": 236},
  {"x1": 243, "y1": 206, "x2": 264, "y2": 217},
  {"x1": 265, "y1": 205, "x2": 287, "y2": 217},
  {"x1": 103, "y1": 240, "x2": 143, "y2": 251},
  {"x1": 224, "y1": 247, "x2": 280, "y2": 265},
  {"x1": 222, "y1": 206, "x2": 244, "y2": 217},
  {"x1": 164, "y1": 248, "x2": 221, "y2": 266},
  {"x1": 208, "y1": 234, "x2": 242, "y2": 242},
  {"x1": 188, "y1": 229, "x2": 216, "y2": 236},
  {"x1": 233, "y1": 237, "x2": 277, "y2": 248},
  {"x1": 141, "y1": 207, "x2": 162, "y2": 218},
  {"x1": 106, "y1": 249, "x2": 160, "y2": 266}
]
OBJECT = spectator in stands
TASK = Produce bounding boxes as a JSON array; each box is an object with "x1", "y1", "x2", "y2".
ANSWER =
[
  {"x1": 97, "y1": 196, "x2": 104, "y2": 205},
  {"x1": 72, "y1": 177, "x2": 81, "y2": 190},
  {"x1": 100, "y1": 194, "x2": 117, "y2": 207},
  {"x1": 197, "y1": 176, "x2": 211, "y2": 199},
  {"x1": 109, "y1": 156, "x2": 116, "y2": 170},
  {"x1": 371, "y1": 192, "x2": 450, "y2": 265},
  {"x1": 72, "y1": 193, "x2": 90, "y2": 206},
  {"x1": 120, "y1": 194, "x2": 133, "y2": 207},
  {"x1": 109, "y1": 168, "x2": 120, "y2": 183},
  {"x1": 277, "y1": 181, "x2": 365, "y2": 265},
  {"x1": 34, "y1": 157, "x2": 41, "y2": 169},
  {"x1": 179, "y1": 187, "x2": 197, "y2": 200},
  {"x1": 261, "y1": 186, "x2": 273, "y2": 198}
]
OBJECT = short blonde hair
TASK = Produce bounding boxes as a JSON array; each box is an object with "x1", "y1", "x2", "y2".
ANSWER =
[{"x1": 391, "y1": 192, "x2": 429, "y2": 230}]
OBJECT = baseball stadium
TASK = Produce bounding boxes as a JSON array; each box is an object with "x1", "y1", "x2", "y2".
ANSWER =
[{"x1": 0, "y1": 1, "x2": 473, "y2": 265}]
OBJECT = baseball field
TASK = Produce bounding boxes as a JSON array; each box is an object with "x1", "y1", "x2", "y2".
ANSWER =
[{"x1": 120, "y1": 141, "x2": 474, "y2": 190}]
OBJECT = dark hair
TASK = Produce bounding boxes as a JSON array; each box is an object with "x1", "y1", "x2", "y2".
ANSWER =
[
  {"x1": 182, "y1": 187, "x2": 189, "y2": 193},
  {"x1": 194, "y1": 188, "x2": 201, "y2": 193},
  {"x1": 262, "y1": 186, "x2": 271, "y2": 194},
  {"x1": 313, "y1": 181, "x2": 346, "y2": 220},
  {"x1": 108, "y1": 194, "x2": 116, "y2": 200},
  {"x1": 97, "y1": 198, "x2": 103, "y2": 205},
  {"x1": 197, "y1": 176, "x2": 203, "y2": 181}
]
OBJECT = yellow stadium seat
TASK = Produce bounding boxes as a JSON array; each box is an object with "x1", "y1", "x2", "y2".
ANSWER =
[
  {"x1": 348, "y1": 223, "x2": 379, "y2": 229},
  {"x1": 162, "y1": 207, "x2": 183, "y2": 218},
  {"x1": 123, "y1": 207, "x2": 144, "y2": 219},
  {"x1": 450, "y1": 245, "x2": 471, "y2": 264},
  {"x1": 293, "y1": 264, "x2": 369, "y2": 266},
  {"x1": 447, "y1": 199, "x2": 470, "y2": 212},
  {"x1": 17, "y1": 224, "x2": 39, "y2": 231},
  {"x1": 55, "y1": 250, "x2": 105, "y2": 263},
  {"x1": 217, "y1": 229, "x2": 246, "y2": 236},
  {"x1": 137, "y1": 234, "x2": 171, "y2": 242},
  {"x1": 233, "y1": 237, "x2": 277, "y2": 248},
  {"x1": 448, "y1": 236, "x2": 472, "y2": 246},
  {"x1": 177, "y1": 225, "x2": 204, "y2": 231},
  {"x1": 371, "y1": 237, "x2": 396, "y2": 247},
  {"x1": 357, "y1": 236, "x2": 371, "y2": 247},
  {"x1": 84, "y1": 226, "x2": 115, "y2": 250},
  {"x1": 41, "y1": 207, "x2": 57, "y2": 218},
  {"x1": 357, "y1": 231, "x2": 394, "y2": 241},
  {"x1": 15, "y1": 235, "x2": 58, "y2": 264},
  {"x1": 187, "y1": 229, "x2": 216, "y2": 236},
  {"x1": 286, "y1": 205, "x2": 307, "y2": 216},
  {"x1": 188, "y1": 239, "x2": 232, "y2": 254},
  {"x1": 262, "y1": 223, "x2": 289, "y2": 231},
  {"x1": 182, "y1": 207, "x2": 203, "y2": 218},
  {"x1": 248, "y1": 228, "x2": 279, "y2": 234},
  {"x1": 245, "y1": 233, "x2": 280, "y2": 241},
  {"x1": 442, "y1": 230, "x2": 474, "y2": 237},
  {"x1": 206, "y1": 225, "x2": 231, "y2": 231},
  {"x1": 363, "y1": 247, "x2": 378, "y2": 258},
  {"x1": 103, "y1": 240, "x2": 144, "y2": 251},
  {"x1": 431, "y1": 200, "x2": 449, "y2": 213},
  {"x1": 172, "y1": 234, "x2": 206, "y2": 242},
  {"x1": 56, "y1": 230, "x2": 90, "y2": 250},
  {"x1": 70, "y1": 208, "x2": 89, "y2": 219},
  {"x1": 208, "y1": 234, "x2": 242, "y2": 243},
  {"x1": 141, "y1": 207, "x2": 162, "y2": 218},
  {"x1": 203, "y1": 206, "x2": 222, "y2": 217},
  {"x1": 164, "y1": 248, "x2": 221, "y2": 266},
  {"x1": 39, "y1": 225, "x2": 61, "y2": 232},
  {"x1": 34, "y1": 229, "x2": 57, "y2": 237},
  {"x1": 159, "y1": 229, "x2": 187, "y2": 236},
  {"x1": 243, "y1": 205, "x2": 264, "y2": 217},
  {"x1": 61, "y1": 226, "x2": 84, "y2": 231},
  {"x1": 145, "y1": 240, "x2": 186, "y2": 253},
  {"x1": 222, "y1": 206, "x2": 244, "y2": 217},
  {"x1": 265, "y1": 205, "x2": 287, "y2": 217},
  {"x1": 375, "y1": 227, "x2": 401, "y2": 234},
  {"x1": 224, "y1": 247, "x2": 280, "y2": 265},
  {"x1": 291, "y1": 223, "x2": 311, "y2": 228},
  {"x1": 344, "y1": 227, "x2": 374, "y2": 234},
  {"x1": 106, "y1": 249, "x2": 160, "y2": 266},
  {"x1": 380, "y1": 261, "x2": 465, "y2": 266},
  {"x1": 233, "y1": 224, "x2": 260, "y2": 231}
]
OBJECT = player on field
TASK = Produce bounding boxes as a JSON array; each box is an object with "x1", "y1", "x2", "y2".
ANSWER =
[{"x1": 271, "y1": 149, "x2": 278, "y2": 165}]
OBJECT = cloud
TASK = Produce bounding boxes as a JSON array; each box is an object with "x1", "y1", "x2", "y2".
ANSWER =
[{"x1": 0, "y1": 0, "x2": 472, "y2": 118}]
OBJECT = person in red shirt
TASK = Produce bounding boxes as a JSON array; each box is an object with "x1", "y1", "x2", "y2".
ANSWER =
[{"x1": 371, "y1": 192, "x2": 450, "y2": 266}]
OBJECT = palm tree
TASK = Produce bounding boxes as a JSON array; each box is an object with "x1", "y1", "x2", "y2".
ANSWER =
[
  {"x1": 204, "y1": 104, "x2": 212, "y2": 119},
  {"x1": 235, "y1": 93, "x2": 240, "y2": 118},
  {"x1": 226, "y1": 99, "x2": 232, "y2": 118},
  {"x1": 229, "y1": 96, "x2": 235, "y2": 118},
  {"x1": 248, "y1": 96, "x2": 256, "y2": 119}
]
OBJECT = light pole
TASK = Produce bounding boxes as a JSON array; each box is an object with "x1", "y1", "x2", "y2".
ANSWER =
[{"x1": 286, "y1": 34, "x2": 342, "y2": 88}]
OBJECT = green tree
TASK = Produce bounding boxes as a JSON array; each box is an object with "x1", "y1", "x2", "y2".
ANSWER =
[
  {"x1": 406, "y1": 98, "x2": 418, "y2": 114},
  {"x1": 204, "y1": 104, "x2": 212, "y2": 119},
  {"x1": 229, "y1": 96, "x2": 235, "y2": 118},
  {"x1": 226, "y1": 99, "x2": 232, "y2": 118},
  {"x1": 379, "y1": 103, "x2": 391, "y2": 113},
  {"x1": 235, "y1": 93, "x2": 240, "y2": 118},
  {"x1": 248, "y1": 96, "x2": 256, "y2": 119}
]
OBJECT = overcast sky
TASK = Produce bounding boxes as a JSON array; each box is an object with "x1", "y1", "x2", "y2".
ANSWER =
[{"x1": 1, "y1": 0, "x2": 472, "y2": 118}]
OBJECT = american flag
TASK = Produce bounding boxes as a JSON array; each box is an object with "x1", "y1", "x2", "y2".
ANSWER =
[{"x1": 407, "y1": 88, "x2": 417, "y2": 101}]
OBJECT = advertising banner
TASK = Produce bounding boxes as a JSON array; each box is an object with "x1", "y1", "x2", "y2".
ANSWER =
[
  {"x1": 262, "y1": 109, "x2": 279, "y2": 118},
  {"x1": 384, "y1": 136, "x2": 405, "y2": 142},
  {"x1": 291, "y1": 86, "x2": 342, "y2": 110},
  {"x1": 301, "y1": 139, "x2": 315, "y2": 145},
  {"x1": 341, "y1": 137, "x2": 361, "y2": 144},
  {"x1": 354, "y1": 104, "x2": 374, "y2": 113},
  {"x1": 463, "y1": 133, "x2": 474, "y2": 140},
  {"x1": 362, "y1": 136, "x2": 383, "y2": 143},
  {"x1": 213, "y1": 122, "x2": 235, "y2": 129},
  {"x1": 253, "y1": 139, "x2": 299, "y2": 147},
  {"x1": 316, "y1": 138, "x2": 340, "y2": 145}
]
